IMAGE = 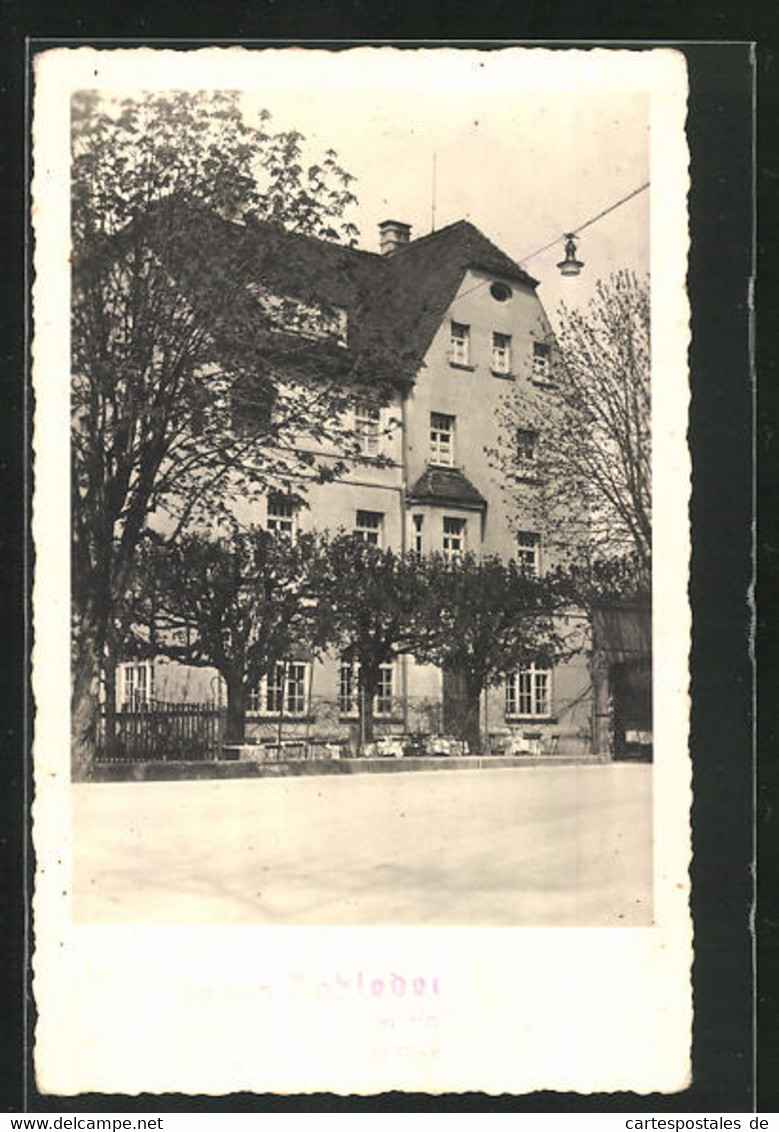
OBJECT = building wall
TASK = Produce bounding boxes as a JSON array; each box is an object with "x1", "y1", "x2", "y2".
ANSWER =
[
  {"x1": 229, "y1": 392, "x2": 406, "y2": 543},
  {"x1": 484, "y1": 629, "x2": 593, "y2": 757},
  {"x1": 404, "y1": 268, "x2": 556, "y2": 560}
]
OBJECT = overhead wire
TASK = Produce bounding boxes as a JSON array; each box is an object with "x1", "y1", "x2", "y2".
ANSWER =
[{"x1": 516, "y1": 181, "x2": 650, "y2": 266}]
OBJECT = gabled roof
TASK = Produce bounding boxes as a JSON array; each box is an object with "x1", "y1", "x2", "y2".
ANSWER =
[
  {"x1": 364, "y1": 220, "x2": 538, "y2": 382},
  {"x1": 133, "y1": 200, "x2": 538, "y2": 391},
  {"x1": 407, "y1": 465, "x2": 487, "y2": 510}
]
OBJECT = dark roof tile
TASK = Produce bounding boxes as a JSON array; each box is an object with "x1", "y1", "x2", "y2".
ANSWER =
[
  {"x1": 407, "y1": 465, "x2": 487, "y2": 509},
  {"x1": 140, "y1": 200, "x2": 537, "y2": 392}
]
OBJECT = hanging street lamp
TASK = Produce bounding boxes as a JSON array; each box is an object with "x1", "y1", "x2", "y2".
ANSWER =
[
  {"x1": 517, "y1": 182, "x2": 649, "y2": 279},
  {"x1": 556, "y1": 233, "x2": 584, "y2": 277}
]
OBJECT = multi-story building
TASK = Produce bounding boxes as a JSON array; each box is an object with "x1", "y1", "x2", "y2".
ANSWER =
[{"x1": 120, "y1": 212, "x2": 594, "y2": 756}]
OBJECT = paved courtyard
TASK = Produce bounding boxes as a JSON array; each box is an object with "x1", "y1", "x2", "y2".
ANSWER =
[{"x1": 72, "y1": 764, "x2": 653, "y2": 926}]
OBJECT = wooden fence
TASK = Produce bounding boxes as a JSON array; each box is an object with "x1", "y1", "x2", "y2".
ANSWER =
[{"x1": 99, "y1": 700, "x2": 223, "y2": 762}]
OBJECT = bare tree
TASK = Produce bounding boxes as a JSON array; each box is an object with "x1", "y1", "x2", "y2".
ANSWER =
[{"x1": 494, "y1": 271, "x2": 651, "y2": 578}]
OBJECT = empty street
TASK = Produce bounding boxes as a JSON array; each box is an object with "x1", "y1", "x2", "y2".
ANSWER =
[{"x1": 73, "y1": 763, "x2": 653, "y2": 927}]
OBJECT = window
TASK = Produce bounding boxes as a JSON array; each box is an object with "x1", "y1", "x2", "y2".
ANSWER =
[
  {"x1": 375, "y1": 665, "x2": 394, "y2": 717},
  {"x1": 262, "y1": 665, "x2": 285, "y2": 714},
  {"x1": 339, "y1": 660, "x2": 395, "y2": 717},
  {"x1": 355, "y1": 510, "x2": 383, "y2": 546},
  {"x1": 339, "y1": 661, "x2": 359, "y2": 716},
  {"x1": 285, "y1": 663, "x2": 307, "y2": 715},
  {"x1": 516, "y1": 428, "x2": 538, "y2": 463},
  {"x1": 517, "y1": 531, "x2": 541, "y2": 575},
  {"x1": 532, "y1": 341, "x2": 552, "y2": 383},
  {"x1": 412, "y1": 514, "x2": 424, "y2": 558},
  {"x1": 492, "y1": 332, "x2": 512, "y2": 374},
  {"x1": 430, "y1": 412, "x2": 455, "y2": 467},
  {"x1": 506, "y1": 666, "x2": 551, "y2": 717},
  {"x1": 443, "y1": 516, "x2": 467, "y2": 561},
  {"x1": 267, "y1": 495, "x2": 296, "y2": 535},
  {"x1": 450, "y1": 321, "x2": 470, "y2": 365},
  {"x1": 355, "y1": 402, "x2": 381, "y2": 457},
  {"x1": 249, "y1": 662, "x2": 308, "y2": 716},
  {"x1": 120, "y1": 663, "x2": 154, "y2": 708},
  {"x1": 490, "y1": 281, "x2": 512, "y2": 303}
]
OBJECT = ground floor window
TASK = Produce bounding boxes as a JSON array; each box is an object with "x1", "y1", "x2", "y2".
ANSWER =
[
  {"x1": 375, "y1": 664, "x2": 394, "y2": 716},
  {"x1": 249, "y1": 662, "x2": 309, "y2": 716},
  {"x1": 120, "y1": 662, "x2": 155, "y2": 708},
  {"x1": 442, "y1": 515, "x2": 466, "y2": 561},
  {"x1": 338, "y1": 661, "x2": 358, "y2": 716},
  {"x1": 339, "y1": 660, "x2": 395, "y2": 717},
  {"x1": 412, "y1": 513, "x2": 424, "y2": 557},
  {"x1": 355, "y1": 509, "x2": 383, "y2": 546},
  {"x1": 505, "y1": 666, "x2": 551, "y2": 718}
]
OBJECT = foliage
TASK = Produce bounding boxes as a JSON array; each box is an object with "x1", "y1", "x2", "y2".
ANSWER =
[
  {"x1": 308, "y1": 535, "x2": 431, "y2": 742},
  {"x1": 71, "y1": 90, "x2": 360, "y2": 244},
  {"x1": 69, "y1": 90, "x2": 381, "y2": 773},
  {"x1": 129, "y1": 525, "x2": 320, "y2": 743},
  {"x1": 125, "y1": 534, "x2": 585, "y2": 753},
  {"x1": 494, "y1": 270, "x2": 651, "y2": 577},
  {"x1": 307, "y1": 541, "x2": 579, "y2": 750},
  {"x1": 413, "y1": 554, "x2": 583, "y2": 751}
]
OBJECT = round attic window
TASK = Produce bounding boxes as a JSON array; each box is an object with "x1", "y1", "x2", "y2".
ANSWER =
[{"x1": 490, "y1": 282, "x2": 512, "y2": 302}]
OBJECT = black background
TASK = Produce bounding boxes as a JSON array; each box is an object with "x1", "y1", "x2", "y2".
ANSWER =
[{"x1": 0, "y1": 15, "x2": 771, "y2": 1115}]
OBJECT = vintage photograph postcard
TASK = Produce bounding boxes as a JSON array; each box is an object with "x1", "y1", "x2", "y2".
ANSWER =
[{"x1": 32, "y1": 45, "x2": 690, "y2": 1095}]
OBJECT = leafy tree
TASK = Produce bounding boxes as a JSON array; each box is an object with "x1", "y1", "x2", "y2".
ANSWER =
[
  {"x1": 308, "y1": 536, "x2": 430, "y2": 744},
  {"x1": 70, "y1": 90, "x2": 395, "y2": 775},
  {"x1": 413, "y1": 554, "x2": 580, "y2": 752},
  {"x1": 494, "y1": 270, "x2": 651, "y2": 580},
  {"x1": 129, "y1": 526, "x2": 319, "y2": 744}
]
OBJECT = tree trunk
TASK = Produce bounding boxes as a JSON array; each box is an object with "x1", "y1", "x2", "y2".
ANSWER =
[
  {"x1": 71, "y1": 621, "x2": 101, "y2": 781},
  {"x1": 443, "y1": 666, "x2": 483, "y2": 752},
  {"x1": 103, "y1": 632, "x2": 118, "y2": 761},
  {"x1": 462, "y1": 684, "x2": 483, "y2": 754},
  {"x1": 359, "y1": 666, "x2": 379, "y2": 748},
  {"x1": 225, "y1": 672, "x2": 247, "y2": 745},
  {"x1": 71, "y1": 552, "x2": 113, "y2": 779}
]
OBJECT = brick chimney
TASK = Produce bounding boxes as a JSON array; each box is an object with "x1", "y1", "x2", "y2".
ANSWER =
[{"x1": 378, "y1": 219, "x2": 411, "y2": 256}]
